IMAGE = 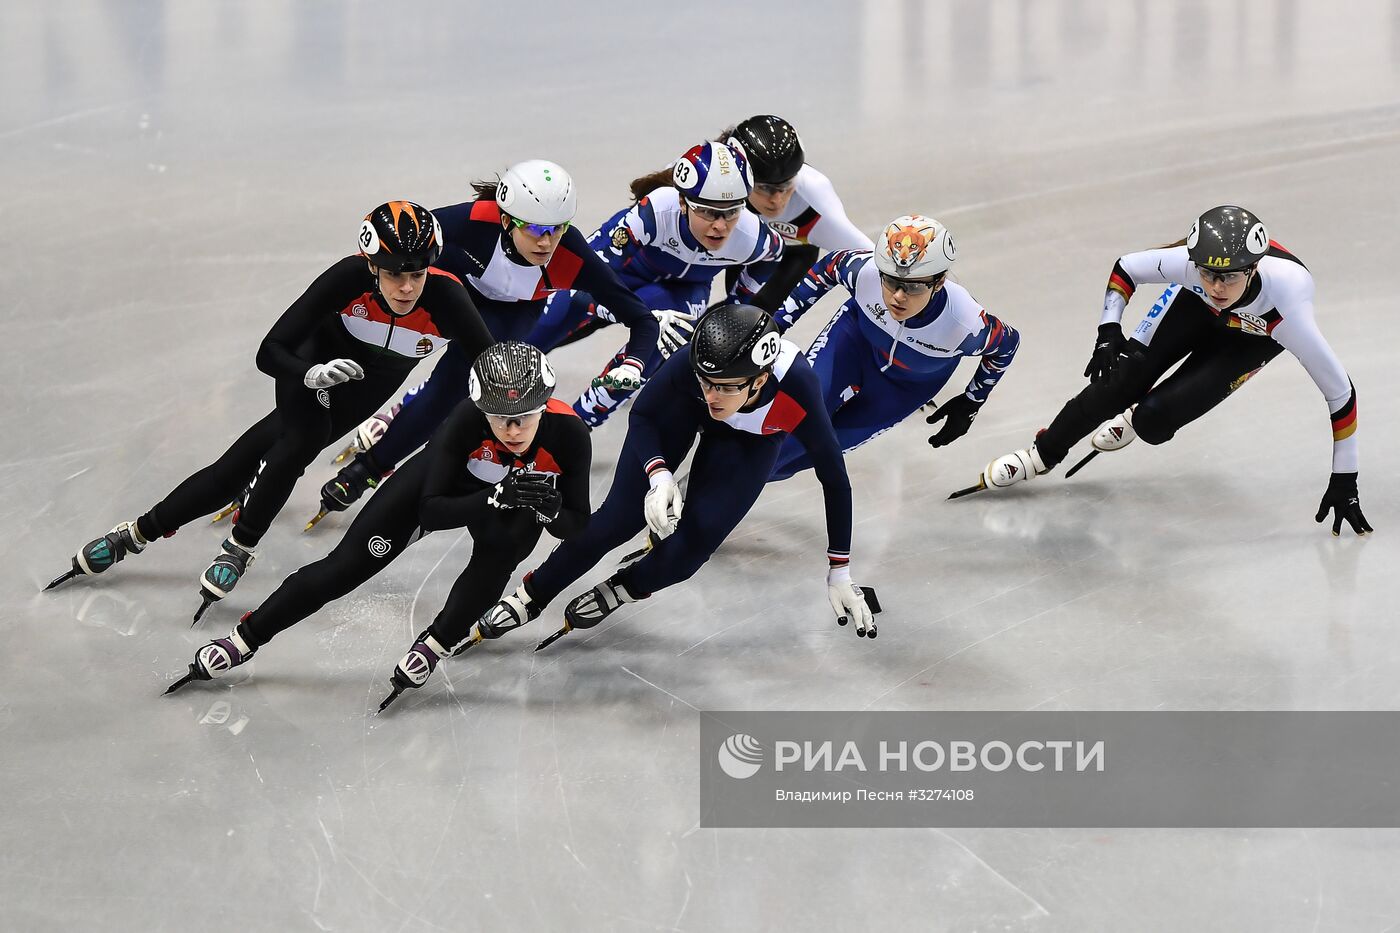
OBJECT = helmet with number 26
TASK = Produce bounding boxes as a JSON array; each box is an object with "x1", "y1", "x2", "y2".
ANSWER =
[{"x1": 690, "y1": 304, "x2": 781, "y2": 381}]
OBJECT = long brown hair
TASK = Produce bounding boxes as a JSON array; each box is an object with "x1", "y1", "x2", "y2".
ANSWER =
[
  {"x1": 471, "y1": 180, "x2": 500, "y2": 202},
  {"x1": 627, "y1": 166, "x2": 676, "y2": 202},
  {"x1": 1156, "y1": 236, "x2": 1188, "y2": 249}
]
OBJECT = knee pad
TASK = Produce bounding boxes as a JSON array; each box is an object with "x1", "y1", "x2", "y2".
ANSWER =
[{"x1": 1131, "y1": 400, "x2": 1176, "y2": 446}]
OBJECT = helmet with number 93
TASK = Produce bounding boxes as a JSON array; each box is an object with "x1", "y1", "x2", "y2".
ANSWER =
[
  {"x1": 359, "y1": 201, "x2": 443, "y2": 273},
  {"x1": 1187, "y1": 205, "x2": 1269, "y2": 271},
  {"x1": 689, "y1": 304, "x2": 781, "y2": 381},
  {"x1": 874, "y1": 214, "x2": 956, "y2": 280},
  {"x1": 672, "y1": 141, "x2": 754, "y2": 207}
]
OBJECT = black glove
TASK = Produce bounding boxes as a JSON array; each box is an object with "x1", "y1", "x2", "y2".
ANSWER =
[
  {"x1": 489, "y1": 471, "x2": 561, "y2": 522},
  {"x1": 1315, "y1": 472, "x2": 1373, "y2": 536},
  {"x1": 925, "y1": 394, "x2": 981, "y2": 448},
  {"x1": 320, "y1": 455, "x2": 380, "y2": 512},
  {"x1": 1084, "y1": 323, "x2": 1126, "y2": 384},
  {"x1": 514, "y1": 474, "x2": 562, "y2": 524}
]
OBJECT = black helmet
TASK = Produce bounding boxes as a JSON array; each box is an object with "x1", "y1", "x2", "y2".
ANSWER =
[
  {"x1": 469, "y1": 342, "x2": 556, "y2": 416},
  {"x1": 1186, "y1": 205, "x2": 1269, "y2": 272},
  {"x1": 690, "y1": 304, "x2": 782, "y2": 381},
  {"x1": 358, "y1": 201, "x2": 443, "y2": 273},
  {"x1": 729, "y1": 115, "x2": 804, "y2": 185}
]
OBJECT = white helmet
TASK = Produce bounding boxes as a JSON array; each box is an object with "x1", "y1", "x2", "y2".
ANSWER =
[
  {"x1": 672, "y1": 141, "x2": 754, "y2": 205},
  {"x1": 496, "y1": 160, "x2": 577, "y2": 226},
  {"x1": 874, "y1": 214, "x2": 956, "y2": 279}
]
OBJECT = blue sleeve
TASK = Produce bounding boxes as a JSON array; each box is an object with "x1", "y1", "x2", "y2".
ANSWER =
[
  {"x1": 431, "y1": 202, "x2": 492, "y2": 279},
  {"x1": 595, "y1": 200, "x2": 656, "y2": 276},
  {"x1": 775, "y1": 249, "x2": 868, "y2": 332},
  {"x1": 570, "y1": 225, "x2": 659, "y2": 366},
  {"x1": 960, "y1": 313, "x2": 1020, "y2": 404},
  {"x1": 783, "y1": 358, "x2": 853, "y2": 560},
  {"x1": 626, "y1": 351, "x2": 703, "y2": 477}
]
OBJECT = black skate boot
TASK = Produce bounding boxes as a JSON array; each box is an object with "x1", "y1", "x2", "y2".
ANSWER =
[
  {"x1": 449, "y1": 585, "x2": 541, "y2": 657},
  {"x1": 306, "y1": 455, "x2": 383, "y2": 532},
  {"x1": 192, "y1": 537, "x2": 257, "y2": 624},
  {"x1": 535, "y1": 574, "x2": 646, "y2": 652},
  {"x1": 45, "y1": 521, "x2": 148, "y2": 591},
  {"x1": 164, "y1": 621, "x2": 258, "y2": 695},
  {"x1": 377, "y1": 630, "x2": 450, "y2": 713}
]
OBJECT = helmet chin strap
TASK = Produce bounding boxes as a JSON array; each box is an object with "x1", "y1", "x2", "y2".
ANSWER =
[{"x1": 499, "y1": 218, "x2": 531, "y2": 266}]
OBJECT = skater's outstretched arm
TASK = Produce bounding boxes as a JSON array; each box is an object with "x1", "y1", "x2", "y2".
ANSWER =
[{"x1": 255, "y1": 256, "x2": 368, "y2": 382}]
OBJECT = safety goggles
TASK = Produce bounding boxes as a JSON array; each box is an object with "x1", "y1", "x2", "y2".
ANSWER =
[
  {"x1": 696, "y1": 373, "x2": 757, "y2": 397},
  {"x1": 509, "y1": 217, "x2": 570, "y2": 238},
  {"x1": 1196, "y1": 265, "x2": 1253, "y2": 286},
  {"x1": 685, "y1": 199, "x2": 746, "y2": 223},
  {"x1": 879, "y1": 271, "x2": 943, "y2": 296},
  {"x1": 483, "y1": 405, "x2": 547, "y2": 429},
  {"x1": 754, "y1": 179, "x2": 797, "y2": 196}
]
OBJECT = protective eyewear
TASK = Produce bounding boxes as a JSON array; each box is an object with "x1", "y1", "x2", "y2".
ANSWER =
[
  {"x1": 754, "y1": 179, "x2": 796, "y2": 196},
  {"x1": 879, "y1": 271, "x2": 943, "y2": 296},
  {"x1": 696, "y1": 373, "x2": 757, "y2": 397},
  {"x1": 685, "y1": 199, "x2": 746, "y2": 222},
  {"x1": 484, "y1": 405, "x2": 547, "y2": 429},
  {"x1": 509, "y1": 217, "x2": 570, "y2": 238},
  {"x1": 1196, "y1": 266, "x2": 1252, "y2": 286}
]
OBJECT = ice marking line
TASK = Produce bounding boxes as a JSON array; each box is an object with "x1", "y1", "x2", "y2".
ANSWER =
[
  {"x1": 936, "y1": 125, "x2": 1400, "y2": 220},
  {"x1": 341, "y1": 854, "x2": 453, "y2": 932},
  {"x1": 933, "y1": 830, "x2": 1050, "y2": 918},
  {"x1": 550, "y1": 703, "x2": 586, "y2": 869},
  {"x1": 0, "y1": 99, "x2": 141, "y2": 140},
  {"x1": 621, "y1": 666, "x2": 700, "y2": 712}
]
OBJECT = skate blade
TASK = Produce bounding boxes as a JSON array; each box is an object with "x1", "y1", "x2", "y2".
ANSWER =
[
  {"x1": 210, "y1": 502, "x2": 239, "y2": 524},
  {"x1": 44, "y1": 561, "x2": 82, "y2": 591},
  {"x1": 947, "y1": 479, "x2": 988, "y2": 500},
  {"x1": 1064, "y1": 450, "x2": 1099, "y2": 478},
  {"x1": 303, "y1": 508, "x2": 330, "y2": 533},
  {"x1": 618, "y1": 533, "x2": 658, "y2": 566},
  {"x1": 331, "y1": 444, "x2": 358, "y2": 465},
  {"x1": 191, "y1": 593, "x2": 218, "y2": 626},
  {"x1": 163, "y1": 666, "x2": 201, "y2": 696},
  {"x1": 377, "y1": 686, "x2": 406, "y2": 714},
  {"x1": 534, "y1": 621, "x2": 573, "y2": 652}
]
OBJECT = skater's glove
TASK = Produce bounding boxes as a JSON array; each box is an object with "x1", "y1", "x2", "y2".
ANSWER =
[
  {"x1": 488, "y1": 472, "x2": 537, "y2": 511},
  {"x1": 654, "y1": 309, "x2": 697, "y2": 359},
  {"x1": 593, "y1": 358, "x2": 644, "y2": 391},
  {"x1": 925, "y1": 394, "x2": 981, "y2": 448},
  {"x1": 827, "y1": 566, "x2": 875, "y2": 637},
  {"x1": 1083, "y1": 323, "x2": 1125, "y2": 384},
  {"x1": 643, "y1": 469, "x2": 683, "y2": 539},
  {"x1": 1315, "y1": 471, "x2": 1373, "y2": 537},
  {"x1": 514, "y1": 478, "x2": 563, "y2": 524},
  {"x1": 305, "y1": 358, "x2": 365, "y2": 389}
]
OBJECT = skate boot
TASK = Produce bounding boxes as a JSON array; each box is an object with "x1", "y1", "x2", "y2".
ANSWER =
[
  {"x1": 377, "y1": 630, "x2": 450, "y2": 712},
  {"x1": 45, "y1": 521, "x2": 148, "y2": 590},
  {"x1": 193, "y1": 537, "x2": 257, "y2": 624},
  {"x1": 306, "y1": 454, "x2": 384, "y2": 531},
  {"x1": 449, "y1": 585, "x2": 540, "y2": 656},
  {"x1": 164, "y1": 621, "x2": 257, "y2": 695},
  {"x1": 948, "y1": 445, "x2": 1050, "y2": 499},
  {"x1": 536, "y1": 574, "x2": 645, "y2": 652},
  {"x1": 1091, "y1": 407, "x2": 1137, "y2": 452},
  {"x1": 1064, "y1": 408, "x2": 1138, "y2": 477},
  {"x1": 332, "y1": 406, "x2": 400, "y2": 464}
]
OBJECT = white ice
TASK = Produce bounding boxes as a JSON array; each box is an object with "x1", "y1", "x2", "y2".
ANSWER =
[{"x1": 3, "y1": 2, "x2": 1400, "y2": 930}]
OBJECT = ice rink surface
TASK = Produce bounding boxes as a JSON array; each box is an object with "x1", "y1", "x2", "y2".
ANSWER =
[{"x1": 4, "y1": 1, "x2": 1400, "y2": 930}]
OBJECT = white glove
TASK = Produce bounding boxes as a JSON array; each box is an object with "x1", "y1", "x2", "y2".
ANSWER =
[
  {"x1": 304, "y1": 358, "x2": 365, "y2": 389},
  {"x1": 643, "y1": 469, "x2": 683, "y2": 539},
  {"x1": 592, "y1": 359, "x2": 644, "y2": 391},
  {"x1": 827, "y1": 566, "x2": 875, "y2": 637},
  {"x1": 653, "y1": 309, "x2": 697, "y2": 359}
]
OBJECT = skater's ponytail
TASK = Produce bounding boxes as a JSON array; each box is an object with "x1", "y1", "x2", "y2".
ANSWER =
[{"x1": 627, "y1": 166, "x2": 677, "y2": 202}]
